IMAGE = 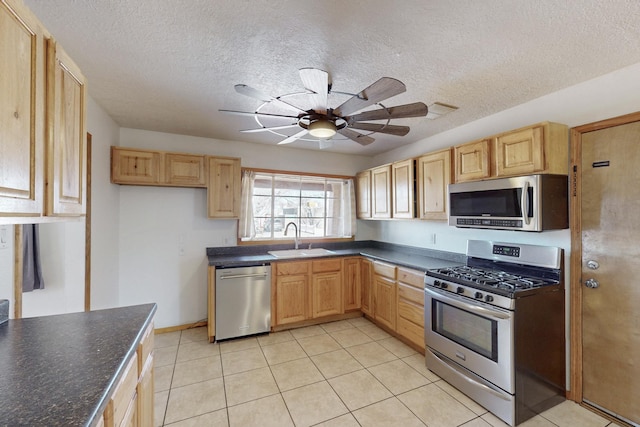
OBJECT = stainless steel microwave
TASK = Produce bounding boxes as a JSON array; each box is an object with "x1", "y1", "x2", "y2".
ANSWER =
[{"x1": 448, "y1": 174, "x2": 568, "y2": 231}]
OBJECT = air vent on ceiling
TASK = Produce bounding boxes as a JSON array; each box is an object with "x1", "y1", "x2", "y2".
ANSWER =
[{"x1": 426, "y1": 102, "x2": 458, "y2": 119}]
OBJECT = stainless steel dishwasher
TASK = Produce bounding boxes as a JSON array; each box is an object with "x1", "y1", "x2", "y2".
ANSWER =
[{"x1": 215, "y1": 265, "x2": 271, "y2": 341}]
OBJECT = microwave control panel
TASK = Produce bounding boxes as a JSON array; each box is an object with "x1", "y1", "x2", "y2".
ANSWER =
[{"x1": 455, "y1": 218, "x2": 523, "y2": 228}]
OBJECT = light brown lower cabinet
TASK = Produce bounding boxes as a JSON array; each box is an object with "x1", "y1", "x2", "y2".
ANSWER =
[
  {"x1": 342, "y1": 257, "x2": 361, "y2": 312},
  {"x1": 274, "y1": 261, "x2": 310, "y2": 325},
  {"x1": 102, "y1": 321, "x2": 154, "y2": 427},
  {"x1": 360, "y1": 258, "x2": 373, "y2": 316},
  {"x1": 311, "y1": 258, "x2": 343, "y2": 318},
  {"x1": 372, "y1": 261, "x2": 397, "y2": 331},
  {"x1": 396, "y1": 267, "x2": 426, "y2": 349}
]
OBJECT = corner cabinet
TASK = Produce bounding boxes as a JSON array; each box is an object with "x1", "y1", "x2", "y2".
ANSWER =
[
  {"x1": 45, "y1": 39, "x2": 87, "y2": 216},
  {"x1": 0, "y1": 0, "x2": 86, "y2": 219},
  {"x1": 207, "y1": 156, "x2": 241, "y2": 218},
  {"x1": 417, "y1": 149, "x2": 452, "y2": 220}
]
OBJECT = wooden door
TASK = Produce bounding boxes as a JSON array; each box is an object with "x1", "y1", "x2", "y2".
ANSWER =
[
  {"x1": 391, "y1": 159, "x2": 415, "y2": 219},
  {"x1": 454, "y1": 139, "x2": 491, "y2": 182},
  {"x1": 275, "y1": 274, "x2": 308, "y2": 325},
  {"x1": 417, "y1": 149, "x2": 452, "y2": 220},
  {"x1": 342, "y1": 258, "x2": 361, "y2": 311},
  {"x1": 207, "y1": 157, "x2": 241, "y2": 218},
  {"x1": 355, "y1": 170, "x2": 372, "y2": 219},
  {"x1": 111, "y1": 147, "x2": 161, "y2": 185},
  {"x1": 575, "y1": 117, "x2": 640, "y2": 424},
  {"x1": 373, "y1": 275, "x2": 396, "y2": 331},
  {"x1": 46, "y1": 39, "x2": 87, "y2": 216},
  {"x1": 494, "y1": 125, "x2": 544, "y2": 176},
  {"x1": 0, "y1": 0, "x2": 44, "y2": 217},
  {"x1": 371, "y1": 165, "x2": 391, "y2": 218},
  {"x1": 360, "y1": 258, "x2": 373, "y2": 316},
  {"x1": 311, "y1": 271, "x2": 342, "y2": 318}
]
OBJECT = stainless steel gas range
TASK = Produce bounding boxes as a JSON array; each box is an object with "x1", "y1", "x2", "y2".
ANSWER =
[{"x1": 424, "y1": 240, "x2": 565, "y2": 426}]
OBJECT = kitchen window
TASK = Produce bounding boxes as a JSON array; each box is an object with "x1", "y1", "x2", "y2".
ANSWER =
[{"x1": 239, "y1": 170, "x2": 356, "y2": 242}]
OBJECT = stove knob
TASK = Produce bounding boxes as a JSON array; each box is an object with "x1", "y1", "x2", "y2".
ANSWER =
[
  {"x1": 433, "y1": 280, "x2": 441, "y2": 287},
  {"x1": 456, "y1": 287, "x2": 464, "y2": 294},
  {"x1": 441, "y1": 282, "x2": 448, "y2": 289},
  {"x1": 474, "y1": 292, "x2": 483, "y2": 299},
  {"x1": 485, "y1": 295, "x2": 494, "y2": 303}
]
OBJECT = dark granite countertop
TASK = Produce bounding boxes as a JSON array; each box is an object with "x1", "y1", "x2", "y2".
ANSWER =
[
  {"x1": 0, "y1": 303, "x2": 157, "y2": 427},
  {"x1": 207, "y1": 240, "x2": 465, "y2": 273}
]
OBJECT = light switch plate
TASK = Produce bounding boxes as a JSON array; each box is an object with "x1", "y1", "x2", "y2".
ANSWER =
[{"x1": 0, "y1": 226, "x2": 9, "y2": 249}]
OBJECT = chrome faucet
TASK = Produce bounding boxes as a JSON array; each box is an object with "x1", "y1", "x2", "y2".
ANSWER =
[{"x1": 284, "y1": 222, "x2": 299, "y2": 249}]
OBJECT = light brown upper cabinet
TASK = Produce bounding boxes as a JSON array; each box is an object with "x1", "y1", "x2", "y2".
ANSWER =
[
  {"x1": 494, "y1": 122, "x2": 568, "y2": 177},
  {"x1": 207, "y1": 156, "x2": 241, "y2": 218},
  {"x1": 0, "y1": 1, "x2": 86, "y2": 219},
  {"x1": 417, "y1": 149, "x2": 452, "y2": 220},
  {"x1": 454, "y1": 139, "x2": 492, "y2": 183},
  {"x1": 0, "y1": 0, "x2": 45, "y2": 217},
  {"x1": 355, "y1": 170, "x2": 372, "y2": 219},
  {"x1": 371, "y1": 165, "x2": 392, "y2": 219},
  {"x1": 45, "y1": 39, "x2": 87, "y2": 216},
  {"x1": 392, "y1": 159, "x2": 416, "y2": 219},
  {"x1": 111, "y1": 147, "x2": 206, "y2": 188},
  {"x1": 454, "y1": 122, "x2": 568, "y2": 182}
]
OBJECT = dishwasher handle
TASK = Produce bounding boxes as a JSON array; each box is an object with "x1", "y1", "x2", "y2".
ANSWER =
[{"x1": 218, "y1": 272, "x2": 269, "y2": 280}]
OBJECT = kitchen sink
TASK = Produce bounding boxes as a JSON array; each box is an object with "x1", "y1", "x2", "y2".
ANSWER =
[{"x1": 268, "y1": 248, "x2": 336, "y2": 258}]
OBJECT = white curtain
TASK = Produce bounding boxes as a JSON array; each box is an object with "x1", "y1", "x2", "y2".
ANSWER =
[
  {"x1": 238, "y1": 170, "x2": 256, "y2": 240},
  {"x1": 342, "y1": 179, "x2": 356, "y2": 238}
]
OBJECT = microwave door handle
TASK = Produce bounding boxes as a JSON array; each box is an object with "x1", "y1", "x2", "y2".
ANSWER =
[{"x1": 521, "y1": 181, "x2": 531, "y2": 226}]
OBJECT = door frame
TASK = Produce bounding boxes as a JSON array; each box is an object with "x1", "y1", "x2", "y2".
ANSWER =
[{"x1": 569, "y1": 111, "x2": 640, "y2": 403}]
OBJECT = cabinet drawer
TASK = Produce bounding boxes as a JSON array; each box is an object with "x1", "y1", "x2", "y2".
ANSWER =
[
  {"x1": 397, "y1": 316, "x2": 425, "y2": 348},
  {"x1": 398, "y1": 298, "x2": 424, "y2": 326},
  {"x1": 137, "y1": 322, "x2": 154, "y2": 375},
  {"x1": 276, "y1": 261, "x2": 309, "y2": 275},
  {"x1": 312, "y1": 258, "x2": 341, "y2": 273},
  {"x1": 398, "y1": 283, "x2": 424, "y2": 306},
  {"x1": 373, "y1": 261, "x2": 396, "y2": 279},
  {"x1": 397, "y1": 267, "x2": 424, "y2": 289},
  {"x1": 110, "y1": 353, "x2": 138, "y2": 427}
]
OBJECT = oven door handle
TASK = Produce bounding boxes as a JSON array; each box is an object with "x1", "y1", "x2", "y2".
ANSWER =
[
  {"x1": 425, "y1": 287, "x2": 511, "y2": 320},
  {"x1": 521, "y1": 180, "x2": 531, "y2": 226},
  {"x1": 428, "y1": 348, "x2": 511, "y2": 401}
]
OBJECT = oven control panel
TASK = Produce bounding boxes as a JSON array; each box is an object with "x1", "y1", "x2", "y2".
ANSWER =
[
  {"x1": 492, "y1": 245, "x2": 520, "y2": 257},
  {"x1": 424, "y1": 276, "x2": 514, "y2": 310}
]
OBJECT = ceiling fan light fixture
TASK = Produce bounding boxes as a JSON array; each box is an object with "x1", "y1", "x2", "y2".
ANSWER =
[{"x1": 308, "y1": 119, "x2": 337, "y2": 138}]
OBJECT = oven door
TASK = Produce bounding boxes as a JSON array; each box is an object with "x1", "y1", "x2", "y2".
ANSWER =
[{"x1": 425, "y1": 287, "x2": 514, "y2": 393}]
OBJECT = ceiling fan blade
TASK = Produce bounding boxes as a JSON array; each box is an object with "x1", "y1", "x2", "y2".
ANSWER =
[
  {"x1": 348, "y1": 122, "x2": 410, "y2": 136},
  {"x1": 219, "y1": 109, "x2": 299, "y2": 119},
  {"x1": 333, "y1": 77, "x2": 406, "y2": 117},
  {"x1": 234, "y1": 84, "x2": 306, "y2": 113},
  {"x1": 345, "y1": 102, "x2": 428, "y2": 122},
  {"x1": 299, "y1": 68, "x2": 329, "y2": 113},
  {"x1": 240, "y1": 124, "x2": 300, "y2": 133},
  {"x1": 277, "y1": 129, "x2": 308, "y2": 145},
  {"x1": 338, "y1": 128, "x2": 375, "y2": 146}
]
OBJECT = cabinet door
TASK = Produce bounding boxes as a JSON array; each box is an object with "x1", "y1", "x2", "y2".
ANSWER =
[
  {"x1": 0, "y1": 0, "x2": 45, "y2": 216},
  {"x1": 275, "y1": 274, "x2": 308, "y2": 325},
  {"x1": 165, "y1": 153, "x2": 206, "y2": 187},
  {"x1": 417, "y1": 149, "x2": 452, "y2": 220},
  {"x1": 360, "y1": 258, "x2": 373, "y2": 316},
  {"x1": 397, "y1": 283, "x2": 425, "y2": 349},
  {"x1": 45, "y1": 39, "x2": 87, "y2": 216},
  {"x1": 454, "y1": 139, "x2": 491, "y2": 182},
  {"x1": 355, "y1": 170, "x2": 371, "y2": 219},
  {"x1": 343, "y1": 258, "x2": 361, "y2": 311},
  {"x1": 392, "y1": 159, "x2": 415, "y2": 219},
  {"x1": 371, "y1": 165, "x2": 391, "y2": 218},
  {"x1": 111, "y1": 147, "x2": 161, "y2": 185},
  {"x1": 311, "y1": 271, "x2": 342, "y2": 318},
  {"x1": 137, "y1": 354, "x2": 154, "y2": 427},
  {"x1": 373, "y1": 275, "x2": 396, "y2": 331},
  {"x1": 207, "y1": 157, "x2": 241, "y2": 218},
  {"x1": 494, "y1": 125, "x2": 544, "y2": 177}
]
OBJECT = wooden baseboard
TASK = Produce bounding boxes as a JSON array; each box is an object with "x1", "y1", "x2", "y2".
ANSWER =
[
  {"x1": 155, "y1": 320, "x2": 207, "y2": 334},
  {"x1": 271, "y1": 311, "x2": 363, "y2": 332}
]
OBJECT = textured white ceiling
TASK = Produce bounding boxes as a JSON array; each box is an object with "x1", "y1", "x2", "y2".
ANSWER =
[{"x1": 23, "y1": 0, "x2": 640, "y2": 155}]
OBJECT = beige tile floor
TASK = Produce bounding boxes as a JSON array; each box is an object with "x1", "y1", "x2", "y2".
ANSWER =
[{"x1": 153, "y1": 317, "x2": 624, "y2": 427}]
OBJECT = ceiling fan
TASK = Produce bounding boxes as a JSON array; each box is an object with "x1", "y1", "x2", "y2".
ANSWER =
[{"x1": 220, "y1": 68, "x2": 428, "y2": 147}]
